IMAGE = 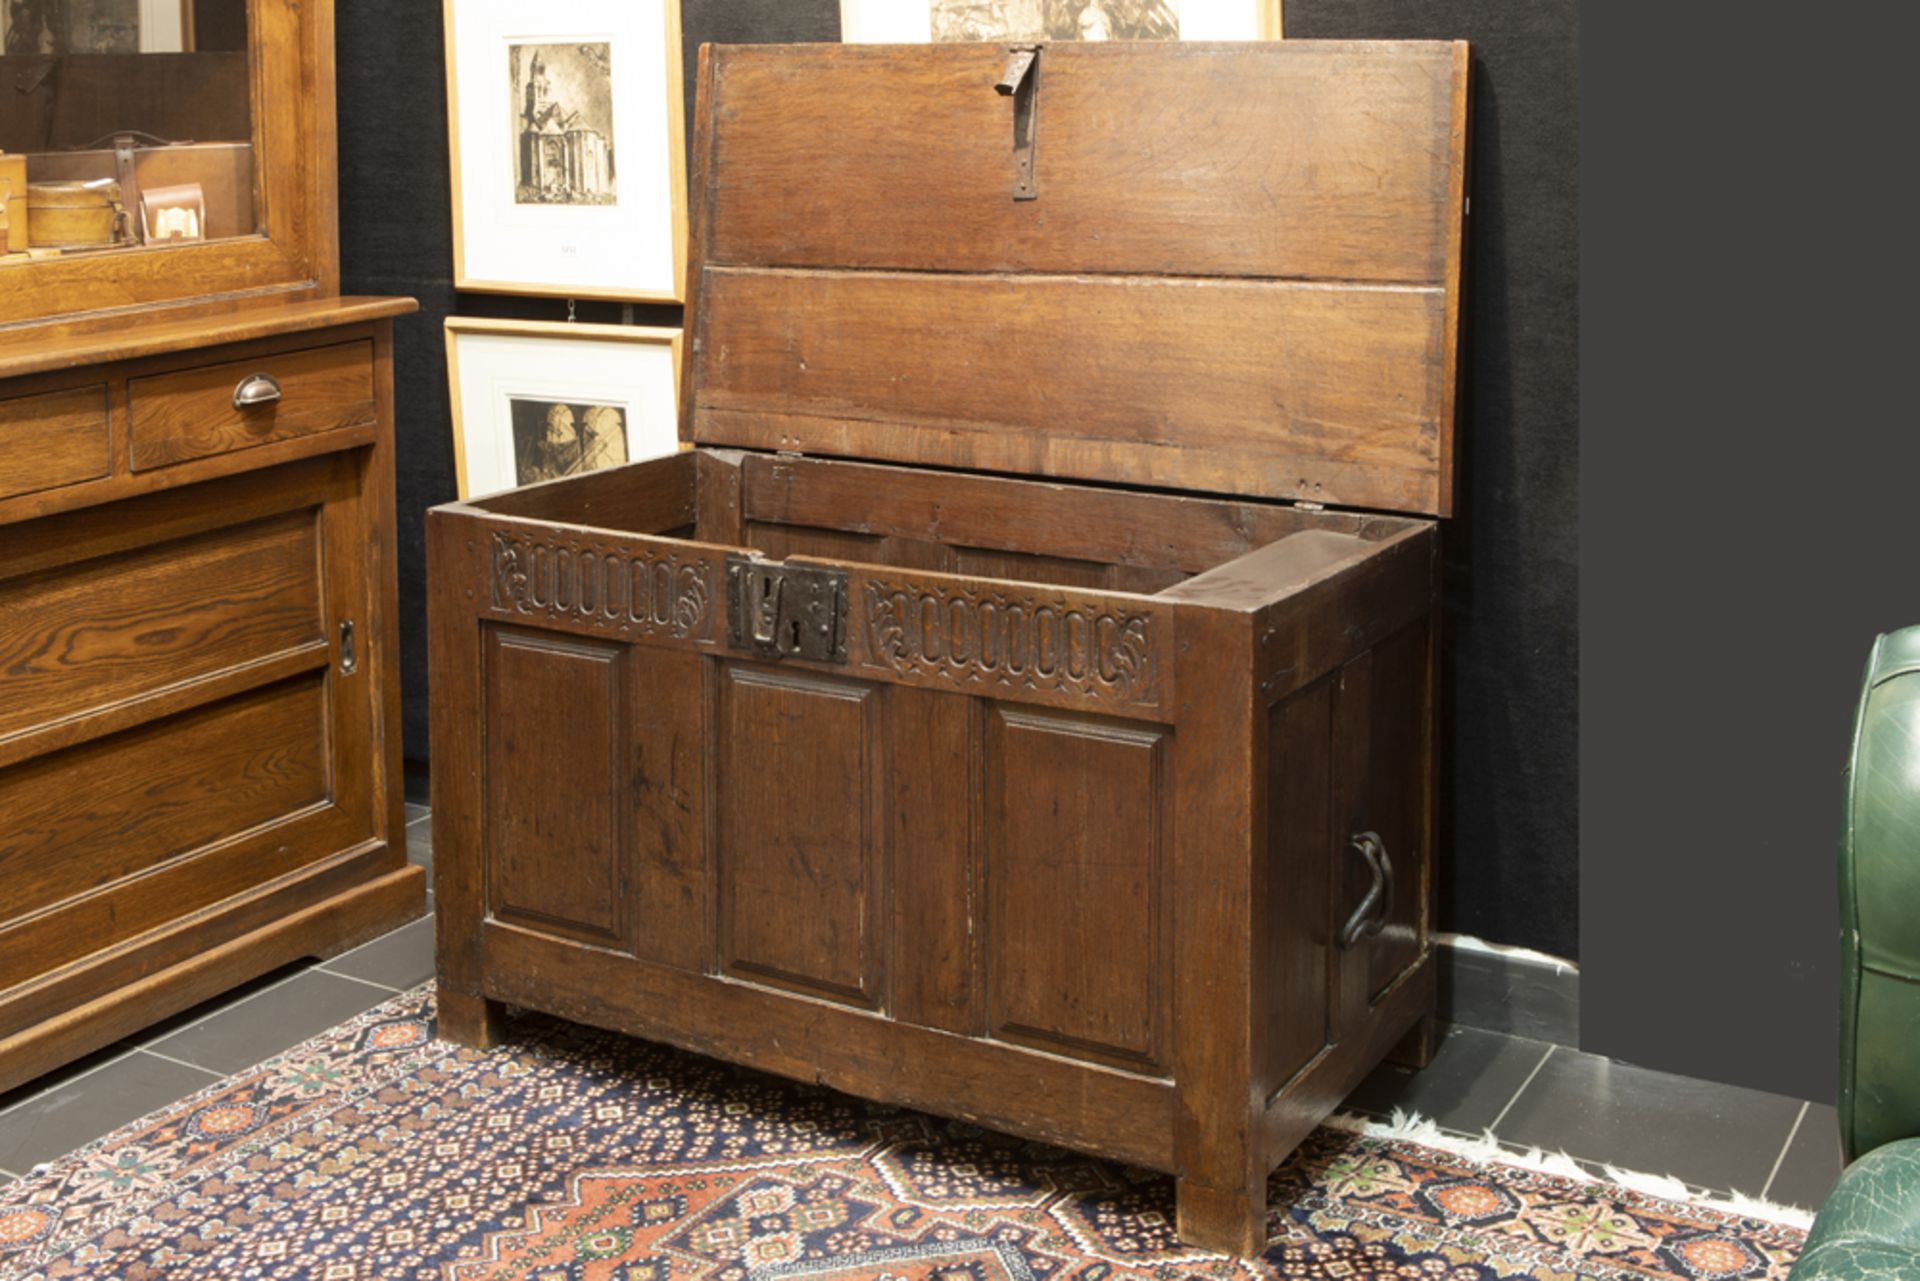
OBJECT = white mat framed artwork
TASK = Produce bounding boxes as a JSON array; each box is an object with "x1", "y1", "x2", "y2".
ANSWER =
[
  {"x1": 444, "y1": 0, "x2": 687, "y2": 301},
  {"x1": 445, "y1": 318, "x2": 682, "y2": 500},
  {"x1": 839, "y1": 0, "x2": 1282, "y2": 44}
]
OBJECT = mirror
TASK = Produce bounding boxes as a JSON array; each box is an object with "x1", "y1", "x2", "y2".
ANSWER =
[{"x1": 0, "y1": 0, "x2": 255, "y2": 262}]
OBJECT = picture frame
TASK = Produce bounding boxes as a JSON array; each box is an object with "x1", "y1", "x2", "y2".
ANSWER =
[
  {"x1": 445, "y1": 318, "x2": 683, "y2": 500},
  {"x1": 839, "y1": 0, "x2": 1282, "y2": 43},
  {"x1": 444, "y1": 0, "x2": 688, "y2": 303}
]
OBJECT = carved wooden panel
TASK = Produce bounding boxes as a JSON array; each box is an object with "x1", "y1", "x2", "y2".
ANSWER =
[
  {"x1": 485, "y1": 529, "x2": 718, "y2": 646},
  {"x1": 0, "y1": 510, "x2": 324, "y2": 743},
  {"x1": 984, "y1": 705, "x2": 1167, "y2": 1073},
  {"x1": 483, "y1": 627, "x2": 627, "y2": 949},
  {"x1": 859, "y1": 574, "x2": 1167, "y2": 714},
  {"x1": 716, "y1": 664, "x2": 884, "y2": 1008}
]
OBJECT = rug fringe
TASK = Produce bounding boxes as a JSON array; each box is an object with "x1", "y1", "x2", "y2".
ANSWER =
[{"x1": 1323, "y1": 1109, "x2": 1817, "y2": 1231}]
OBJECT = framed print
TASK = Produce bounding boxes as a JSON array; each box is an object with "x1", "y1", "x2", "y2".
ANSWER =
[
  {"x1": 445, "y1": 318, "x2": 682, "y2": 500},
  {"x1": 839, "y1": 0, "x2": 1281, "y2": 43},
  {"x1": 3, "y1": 0, "x2": 145, "y2": 53},
  {"x1": 444, "y1": 0, "x2": 688, "y2": 302}
]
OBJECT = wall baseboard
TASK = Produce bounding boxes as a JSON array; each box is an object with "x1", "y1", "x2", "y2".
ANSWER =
[{"x1": 1438, "y1": 935, "x2": 1579, "y2": 1046}]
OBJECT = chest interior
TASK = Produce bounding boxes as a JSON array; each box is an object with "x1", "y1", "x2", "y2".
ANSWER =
[{"x1": 472, "y1": 447, "x2": 1426, "y2": 605}]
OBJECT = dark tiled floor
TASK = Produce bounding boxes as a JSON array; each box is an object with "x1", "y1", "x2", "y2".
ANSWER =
[
  {"x1": 1766, "y1": 1103, "x2": 1846, "y2": 1211},
  {"x1": 1493, "y1": 1049, "x2": 1805, "y2": 1196},
  {"x1": 1343, "y1": 1025, "x2": 1552, "y2": 1134},
  {"x1": 0, "y1": 809, "x2": 1846, "y2": 1217}
]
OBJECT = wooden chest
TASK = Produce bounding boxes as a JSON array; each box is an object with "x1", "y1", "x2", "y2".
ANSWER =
[{"x1": 429, "y1": 38, "x2": 1468, "y2": 1256}]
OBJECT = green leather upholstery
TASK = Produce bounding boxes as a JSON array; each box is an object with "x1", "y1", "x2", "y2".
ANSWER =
[
  {"x1": 1794, "y1": 632, "x2": 1920, "y2": 1281},
  {"x1": 1840, "y1": 628, "x2": 1920, "y2": 1161},
  {"x1": 1792, "y1": 1139, "x2": 1920, "y2": 1281}
]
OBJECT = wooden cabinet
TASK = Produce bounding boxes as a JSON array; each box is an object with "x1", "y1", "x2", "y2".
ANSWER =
[
  {"x1": 431, "y1": 40, "x2": 1468, "y2": 1258},
  {"x1": 0, "y1": 303, "x2": 423, "y2": 1092},
  {"x1": 0, "y1": 0, "x2": 421, "y2": 1093}
]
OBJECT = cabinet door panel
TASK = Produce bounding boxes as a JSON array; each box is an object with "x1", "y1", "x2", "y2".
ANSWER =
[
  {"x1": 483, "y1": 627, "x2": 627, "y2": 948},
  {"x1": 984, "y1": 704, "x2": 1167, "y2": 1073},
  {"x1": 0, "y1": 673, "x2": 332, "y2": 986},
  {"x1": 716, "y1": 664, "x2": 884, "y2": 1007},
  {"x1": 0, "y1": 509, "x2": 324, "y2": 742},
  {"x1": 1330, "y1": 620, "x2": 1431, "y2": 1039}
]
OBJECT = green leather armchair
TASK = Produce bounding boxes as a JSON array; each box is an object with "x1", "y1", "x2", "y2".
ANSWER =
[{"x1": 1791, "y1": 628, "x2": 1920, "y2": 1279}]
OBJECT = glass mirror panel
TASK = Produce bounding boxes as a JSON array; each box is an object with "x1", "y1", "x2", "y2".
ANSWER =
[{"x1": 0, "y1": 0, "x2": 255, "y2": 265}]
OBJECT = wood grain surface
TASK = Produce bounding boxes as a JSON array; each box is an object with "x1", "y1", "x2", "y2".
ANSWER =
[
  {"x1": 696, "y1": 267, "x2": 1448, "y2": 514},
  {"x1": 985, "y1": 705, "x2": 1168, "y2": 1073},
  {"x1": 0, "y1": 677, "x2": 329, "y2": 934},
  {"x1": 704, "y1": 42, "x2": 1460, "y2": 284},
  {"x1": 129, "y1": 340, "x2": 375, "y2": 470},
  {"x1": 688, "y1": 40, "x2": 1470, "y2": 517},
  {"x1": 717, "y1": 663, "x2": 885, "y2": 1008},
  {"x1": 0, "y1": 510, "x2": 324, "y2": 742},
  {"x1": 0, "y1": 385, "x2": 110, "y2": 502},
  {"x1": 483, "y1": 628, "x2": 628, "y2": 948}
]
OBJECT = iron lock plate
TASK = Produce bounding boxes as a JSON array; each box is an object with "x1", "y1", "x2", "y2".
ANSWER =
[{"x1": 725, "y1": 555, "x2": 850, "y2": 664}]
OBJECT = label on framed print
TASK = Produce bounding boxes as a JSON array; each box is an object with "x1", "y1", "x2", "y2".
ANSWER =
[{"x1": 448, "y1": 0, "x2": 685, "y2": 301}]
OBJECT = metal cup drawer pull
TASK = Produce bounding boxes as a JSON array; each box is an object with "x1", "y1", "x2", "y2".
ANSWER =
[
  {"x1": 1338, "y1": 831, "x2": 1395, "y2": 948},
  {"x1": 231, "y1": 372, "x2": 283, "y2": 410}
]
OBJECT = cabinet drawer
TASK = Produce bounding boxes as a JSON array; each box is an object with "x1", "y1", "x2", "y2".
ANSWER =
[
  {"x1": 0, "y1": 385, "x2": 110, "y2": 501},
  {"x1": 129, "y1": 340, "x2": 375, "y2": 470}
]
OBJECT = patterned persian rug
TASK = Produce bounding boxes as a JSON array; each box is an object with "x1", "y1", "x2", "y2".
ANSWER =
[{"x1": 0, "y1": 986, "x2": 1806, "y2": 1280}]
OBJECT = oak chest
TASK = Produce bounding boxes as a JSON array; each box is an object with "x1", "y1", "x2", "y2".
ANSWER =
[{"x1": 429, "y1": 38, "x2": 1469, "y2": 1256}]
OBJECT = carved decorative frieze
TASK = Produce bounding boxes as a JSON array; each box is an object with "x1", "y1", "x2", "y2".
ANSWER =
[
  {"x1": 863, "y1": 580, "x2": 1159, "y2": 707},
  {"x1": 490, "y1": 532, "x2": 714, "y2": 640}
]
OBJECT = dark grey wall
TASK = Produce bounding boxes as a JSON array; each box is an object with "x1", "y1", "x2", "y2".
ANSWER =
[
  {"x1": 334, "y1": 1, "x2": 1583, "y2": 962},
  {"x1": 1579, "y1": 2, "x2": 1919, "y2": 1103}
]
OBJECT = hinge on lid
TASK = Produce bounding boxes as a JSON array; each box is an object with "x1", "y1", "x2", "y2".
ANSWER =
[{"x1": 1297, "y1": 500, "x2": 1326, "y2": 512}]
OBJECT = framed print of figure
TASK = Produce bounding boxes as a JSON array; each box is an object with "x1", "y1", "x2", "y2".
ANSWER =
[
  {"x1": 445, "y1": 0, "x2": 688, "y2": 302},
  {"x1": 445, "y1": 318, "x2": 682, "y2": 499},
  {"x1": 839, "y1": 0, "x2": 1282, "y2": 43}
]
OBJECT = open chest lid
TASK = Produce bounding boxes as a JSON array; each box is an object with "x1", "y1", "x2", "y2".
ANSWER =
[{"x1": 683, "y1": 39, "x2": 1470, "y2": 518}]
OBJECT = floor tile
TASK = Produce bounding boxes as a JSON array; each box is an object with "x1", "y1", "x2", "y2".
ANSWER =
[
  {"x1": 1441, "y1": 947, "x2": 1580, "y2": 1046},
  {"x1": 407, "y1": 812, "x2": 433, "y2": 877},
  {"x1": 117, "y1": 961, "x2": 315, "y2": 1049},
  {"x1": 1493, "y1": 1049, "x2": 1804, "y2": 1196},
  {"x1": 147, "y1": 970, "x2": 397, "y2": 1076},
  {"x1": 0, "y1": 1040, "x2": 143, "y2": 1115},
  {"x1": 1342, "y1": 1026, "x2": 1552, "y2": 1133},
  {"x1": 405, "y1": 801, "x2": 429, "y2": 823},
  {"x1": 1766, "y1": 1102, "x2": 1845, "y2": 1212},
  {"x1": 321, "y1": 914, "x2": 437, "y2": 991},
  {"x1": 0, "y1": 1051, "x2": 218, "y2": 1173}
]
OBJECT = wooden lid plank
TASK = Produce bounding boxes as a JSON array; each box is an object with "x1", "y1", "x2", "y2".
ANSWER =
[{"x1": 687, "y1": 40, "x2": 1469, "y2": 516}]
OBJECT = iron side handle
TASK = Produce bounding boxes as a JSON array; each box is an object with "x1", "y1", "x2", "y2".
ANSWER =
[{"x1": 1339, "y1": 831, "x2": 1395, "y2": 949}]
